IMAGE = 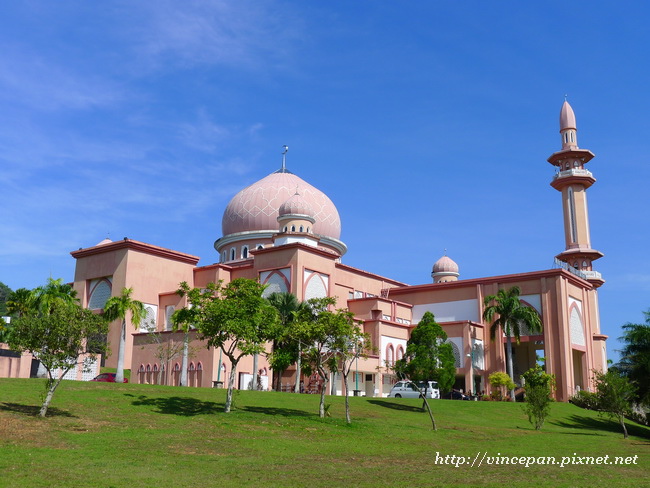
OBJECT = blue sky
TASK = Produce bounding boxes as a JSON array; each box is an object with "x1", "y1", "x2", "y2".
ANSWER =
[{"x1": 2, "y1": 1, "x2": 648, "y2": 361}]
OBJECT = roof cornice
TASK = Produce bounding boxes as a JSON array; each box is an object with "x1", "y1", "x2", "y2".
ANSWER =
[
  {"x1": 388, "y1": 268, "x2": 594, "y2": 295},
  {"x1": 70, "y1": 238, "x2": 200, "y2": 265}
]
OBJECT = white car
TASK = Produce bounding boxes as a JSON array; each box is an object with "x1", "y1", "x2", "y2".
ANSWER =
[{"x1": 388, "y1": 380, "x2": 440, "y2": 399}]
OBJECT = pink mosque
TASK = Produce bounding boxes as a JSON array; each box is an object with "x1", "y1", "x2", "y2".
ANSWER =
[{"x1": 2, "y1": 101, "x2": 608, "y2": 401}]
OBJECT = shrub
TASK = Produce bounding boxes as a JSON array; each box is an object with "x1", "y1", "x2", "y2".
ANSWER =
[
  {"x1": 522, "y1": 365, "x2": 555, "y2": 430},
  {"x1": 489, "y1": 372, "x2": 515, "y2": 401},
  {"x1": 570, "y1": 390, "x2": 600, "y2": 410}
]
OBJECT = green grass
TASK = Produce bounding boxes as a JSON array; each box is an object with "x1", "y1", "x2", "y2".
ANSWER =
[{"x1": 0, "y1": 379, "x2": 648, "y2": 487}]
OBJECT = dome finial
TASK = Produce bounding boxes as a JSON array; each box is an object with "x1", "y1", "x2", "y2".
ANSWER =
[{"x1": 281, "y1": 145, "x2": 289, "y2": 172}]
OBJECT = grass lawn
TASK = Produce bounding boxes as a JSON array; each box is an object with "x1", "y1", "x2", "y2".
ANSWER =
[{"x1": 0, "y1": 379, "x2": 648, "y2": 487}]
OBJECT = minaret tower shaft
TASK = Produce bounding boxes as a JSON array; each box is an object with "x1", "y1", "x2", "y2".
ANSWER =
[{"x1": 548, "y1": 101, "x2": 604, "y2": 287}]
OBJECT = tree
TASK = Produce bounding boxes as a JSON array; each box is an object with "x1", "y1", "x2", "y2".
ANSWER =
[
  {"x1": 175, "y1": 278, "x2": 280, "y2": 413},
  {"x1": 31, "y1": 278, "x2": 79, "y2": 315},
  {"x1": 522, "y1": 364, "x2": 555, "y2": 430},
  {"x1": 616, "y1": 310, "x2": 650, "y2": 406},
  {"x1": 322, "y1": 308, "x2": 369, "y2": 424},
  {"x1": 594, "y1": 369, "x2": 636, "y2": 439},
  {"x1": 0, "y1": 281, "x2": 12, "y2": 317},
  {"x1": 266, "y1": 292, "x2": 305, "y2": 391},
  {"x1": 488, "y1": 372, "x2": 516, "y2": 401},
  {"x1": 167, "y1": 307, "x2": 193, "y2": 387},
  {"x1": 294, "y1": 297, "x2": 354, "y2": 418},
  {"x1": 394, "y1": 311, "x2": 456, "y2": 431},
  {"x1": 6, "y1": 288, "x2": 37, "y2": 318},
  {"x1": 103, "y1": 288, "x2": 145, "y2": 384},
  {"x1": 483, "y1": 286, "x2": 542, "y2": 402},
  {"x1": 8, "y1": 299, "x2": 108, "y2": 417}
]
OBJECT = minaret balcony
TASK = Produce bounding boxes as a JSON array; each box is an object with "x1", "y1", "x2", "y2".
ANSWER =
[
  {"x1": 554, "y1": 168, "x2": 593, "y2": 179},
  {"x1": 551, "y1": 169, "x2": 595, "y2": 190},
  {"x1": 581, "y1": 270, "x2": 603, "y2": 281}
]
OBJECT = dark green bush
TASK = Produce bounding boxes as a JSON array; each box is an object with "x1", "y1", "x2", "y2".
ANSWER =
[{"x1": 570, "y1": 390, "x2": 600, "y2": 410}]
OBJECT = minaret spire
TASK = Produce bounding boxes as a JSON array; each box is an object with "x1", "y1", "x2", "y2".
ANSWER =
[
  {"x1": 281, "y1": 145, "x2": 288, "y2": 172},
  {"x1": 548, "y1": 100, "x2": 604, "y2": 287}
]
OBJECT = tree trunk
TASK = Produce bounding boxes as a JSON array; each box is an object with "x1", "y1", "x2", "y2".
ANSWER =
[
  {"x1": 422, "y1": 396, "x2": 437, "y2": 431},
  {"x1": 115, "y1": 320, "x2": 127, "y2": 384},
  {"x1": 343, "y1": 370, "x2": 351, "y2": 424},
  {"x1": 224, "y1": 361, "x2": 237, "y2": 413},
  {"x1": 506, "y1": 334, "x2": 515, "y2": 402},
  {"x1": 319, "y1": 372, "x2": 329, "y2": 418},
  {"x1": 252, "y1": 353, "x2": 258, "y2": 390},
  {"x1": 39, "y1": 368, "x2": 69, "y2": 417},
  {"x1": 620, "y1": 415, "x2": 628, "y2": 439},
  {"x1": 294, "y1": 343, "x2": 302, "y2": 393},
  {"x1": 179, "y1": 332, "x2": 189, "y2": 387},
  {"x1": 413, "y1": 382, "x2": 437, "y2": 431}
]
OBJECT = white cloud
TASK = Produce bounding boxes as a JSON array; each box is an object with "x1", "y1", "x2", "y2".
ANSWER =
[
  {"x1": 126, "y1": 0, "x2": 300, "y2": 72},
  {"x1": 0, "y1": 44, "x2": 125, "y2": 111}
]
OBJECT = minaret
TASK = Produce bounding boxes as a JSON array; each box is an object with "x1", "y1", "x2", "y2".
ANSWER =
[{"x1": 548, "y1": 100, "x2": 604, "y2": 287}]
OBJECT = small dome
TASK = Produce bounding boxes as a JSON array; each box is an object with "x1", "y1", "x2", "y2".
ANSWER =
[
  {"x1": 560, "y1": 100, "x2": 576, "y2": 131},
  {"x1": 96, "y1": 237, "x2": 113, "y2": 246},
  {"x1": 433, "y1": 255, "x2": 459, "y2": 273},
  {"x1": 279, "y1": 191, "x2": 314, "y2": 218}
]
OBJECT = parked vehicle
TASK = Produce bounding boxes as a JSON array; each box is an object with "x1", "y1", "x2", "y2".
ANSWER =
[
  {"x1": 91, "y1": 373, "x2": 128, "y2": 383},
  {"x1": 415, "y1": 380, "x2": 440, "y2": 399},
  {"x1": 388, "y1": 380, "x2": 439, "y2": 399},
  {"x1": 442, "y1": 389, "x2": 469, "y2": 400}
]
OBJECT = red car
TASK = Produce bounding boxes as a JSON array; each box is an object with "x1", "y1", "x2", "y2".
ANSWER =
[{"x1": 91, "y1": 373, "x2": 128, "y2": 383}]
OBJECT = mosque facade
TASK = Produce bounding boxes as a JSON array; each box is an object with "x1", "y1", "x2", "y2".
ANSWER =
[{"x1": 66, "y1": 101, "x2": 607, "y2": 401}]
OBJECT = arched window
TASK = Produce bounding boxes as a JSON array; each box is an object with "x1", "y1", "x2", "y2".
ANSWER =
[
  {"x1": 138, "y1": 364, "x2": 146, "y2": 384},
  {"x1": 145, "y1": 364, "x2": 152, "y2": 384},
  {"x1": 291, "y1": 225, "x2": 296, "y2": 232},
  {"x1": 173, "y1": 363, "x2": 181, "y2": 386},
  {"x1": 222, "y1": 251, "x2": 227, "y2": 262},
  {"x1": 165, "y1": 305, "x2": 175, "y2": 331},
  {"x1": 153, "y1": 364, "x2": 159, "y2": 385},
  {"x1": 283, "y1": 226, "x2": 288, "y2": 232},
  {"x1": 299, "y1": 226, "x2": 304, "y2": 232},
  {"x1": 88, "y1": 279, "x2": 112, "y2": 310},
  {"x1": 447, "y1": 342, "x2": 461, "y2": 368},
  {"x1": 141, "y1": 306, "x2": 156, "y2": 332},
  {"x1": 230, "y1": 248, "x2": 236, "y2": 261},
  {"x1": 582, "y1": 260, "x2": 588, "y2": 268},
  {"x1": 306, "y1": 227, "x2": 310, "y2": 233},
  {"x1": 242, "y1": 246, "x2": 249, "y2": 259},
  {"x1": 568, "y1": 187, "x2": 577, "y2": 243},
  {"x1": 160, "y1": 364, "x2": 166, "y2": 385},
  {"x1": 196, "y1": 362, "x2": 203, "y2": 387},
  {"x1": 396, "y1": 345, "x2": 404, "y2": 361},
  {"x1": 386, "y1": 344, "x2": 394, "y2": 366},
  {"x1": 188, "y1": 362, "x2": 196, "y2": 387},
  {"x1": 257, "y1": 244, "x2": 264, "y2": 250}
]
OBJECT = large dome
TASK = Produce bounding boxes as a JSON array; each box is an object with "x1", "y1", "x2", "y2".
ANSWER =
[{"x1": 222, "y1": 170, "x2": 341, "y2": 239}]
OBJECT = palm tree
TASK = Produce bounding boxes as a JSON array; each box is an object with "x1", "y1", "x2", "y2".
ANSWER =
[
  {"x1": 103, "y1": 288, "x2": 145, "y2": 384},
  {"x1": 31, "y1": 278, "x2": 79, "y2": 314},
  {"x1": 483, "y1": 286, "x2": 542, "y2": 402},
  {"x1": 266, "y1": 292, "x2": 304, "y2": 392},
  {"x1": 616, "y1": 310, "x2": 650, "y2": 405},
  {"x1": 6, "y1": 288, "x2": 34, "y2": 318}
]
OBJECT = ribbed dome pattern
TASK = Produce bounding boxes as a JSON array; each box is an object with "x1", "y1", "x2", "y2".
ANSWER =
[{"x1": 222, "y1": 170, "x2": 341, "y2": 239}]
